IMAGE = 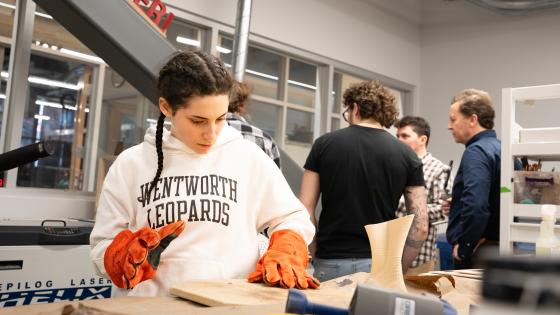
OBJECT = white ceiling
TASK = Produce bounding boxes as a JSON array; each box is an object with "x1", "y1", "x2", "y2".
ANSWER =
[{"x1": 358, "y1": 0, "x2": 519, "y2": 27}]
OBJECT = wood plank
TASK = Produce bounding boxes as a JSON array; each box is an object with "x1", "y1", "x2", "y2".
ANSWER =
[
  {"x1": 170, "y1": 278, "x2": 356, "y2": 308},
  {"x1": 425, "y1": 270, "x2": 483, "y2": 280}
]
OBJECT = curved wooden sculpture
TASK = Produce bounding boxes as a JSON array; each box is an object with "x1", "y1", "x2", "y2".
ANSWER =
[{"x1": 365, "y1": 214, "x2": 414, "y2": 292}]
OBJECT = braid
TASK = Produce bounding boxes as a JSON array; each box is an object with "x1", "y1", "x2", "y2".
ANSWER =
[{"x1": 138, "y1": 112, "x2": 165, "y2": 203}]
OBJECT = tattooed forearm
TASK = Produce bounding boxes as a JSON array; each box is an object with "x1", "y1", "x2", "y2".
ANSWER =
[
  {"x1": 402, "y1": 186, "x2": 429, "y2": 271},
  {"x1": 404, "y1": 186, "x2": 428, "y2": 241},
  {"x1": 405, "y1": 204, "x2": 427, "y2": 248},
  {"x1": 405, "y1": 238, "x2": 424, "y2": 248}
]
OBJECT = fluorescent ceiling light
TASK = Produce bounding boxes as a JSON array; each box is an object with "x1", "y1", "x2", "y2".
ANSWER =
[
  {"x1": 245, "y1": 69, "x2": 279, "y2": 81},
  {"x1": 59, "y1": 48, "x2": 104, "y2": 63},
  {"x1": 54, "y1": 128, "x2": 74, "y2": 136},
  {"x1": 0, "y1": 2, "x2": 14, "y2": 9},
  {"x1": 0, "y1": 2, "x2": 52, "y2": 19},
  {"x1": 36, "y1": 100, "x2": 63, "y2": 109},
  {"x1": 2, "y1": 72, "x2": 81, "y2": 90},
  {"x1": 35, "y1": 100, "x2": 89, "y2": 112},
  {"x1": 34, "y1": 114, "x2": 50, "y2": 120},
  {"x1": 216, "y1": 46, "x2": 231, "y2": 54},
  {"x1": 28, "y1": 76, "x2": 80, "y2": 90},
  {"x1": 220, "y1": 63, "x2": 316, "y2": 90},
  {"x1": 288, "y1": 80, "x2": 316, "y2": 90},
  {"x1": 65, "y1": 105, "x2": 90, "y2": 113},
  {"x1": 176, "y1": 36, "x2": 200, "y2": 47},
  {"x1": 2, "y1": 72, "x2": 82, "y2": 91},
  {"x1": 0, "y1": 94, "x2": 5, "y2": 99},
  {"x1": 34, "y1": 11, "x2": 52, "y2": 19}
]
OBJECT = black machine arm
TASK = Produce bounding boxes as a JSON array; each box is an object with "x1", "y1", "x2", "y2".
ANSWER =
[{"x1": 0, "y1": 141, "x2": 55, "y2": 172}]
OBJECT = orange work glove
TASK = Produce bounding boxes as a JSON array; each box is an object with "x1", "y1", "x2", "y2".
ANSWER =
[
  {"x1": 104, "y1": 221, "x2": 185, "y2": 289},
  {"x1": 247, "y1": 229, "x2": 320, "y2": 289}
]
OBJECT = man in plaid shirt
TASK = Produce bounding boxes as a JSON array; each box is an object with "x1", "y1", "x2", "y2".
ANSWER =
[
  {"x1": 227, "y1": 81, "x2": 281, "y2": 169},
  {"x1": 395, "y1": 116, "x2": 452, "y2": 274},
  {"x1": 228, "y1": 81, "x2": 281, "y2": 256}
]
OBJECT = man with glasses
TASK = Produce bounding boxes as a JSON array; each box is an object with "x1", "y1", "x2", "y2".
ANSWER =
[{"x1": 300, "y1": 80, "x2": 428, "y2": 281}]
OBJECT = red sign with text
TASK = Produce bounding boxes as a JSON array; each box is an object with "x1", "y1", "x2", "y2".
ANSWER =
[{"x1": 130, "y1": 0, "x2": 175, "y2": 34}]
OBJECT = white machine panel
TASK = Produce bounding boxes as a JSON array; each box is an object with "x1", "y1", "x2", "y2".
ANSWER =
[{"x1": 0, "y1": 245, "x2": 112, "y2": 307}]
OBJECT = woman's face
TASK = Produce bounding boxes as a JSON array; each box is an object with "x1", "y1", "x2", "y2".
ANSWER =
[{"x1": 160, "y1": 94, "x2": 229, "y2": 154}]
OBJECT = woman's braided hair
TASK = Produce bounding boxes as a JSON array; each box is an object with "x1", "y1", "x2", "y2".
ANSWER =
[{"x1": 138, "y1": 51, "x2": 233, "y2": 203}]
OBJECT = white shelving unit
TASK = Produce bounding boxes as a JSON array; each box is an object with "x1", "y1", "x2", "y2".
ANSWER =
[{"x1": 500, "y1": 83, "x2": 560, "y2": 254}]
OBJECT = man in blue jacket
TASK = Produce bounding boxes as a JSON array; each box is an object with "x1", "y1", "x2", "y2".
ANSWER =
[{"x1": 445, "y1": 88, "x2": 500, "y2": 269}]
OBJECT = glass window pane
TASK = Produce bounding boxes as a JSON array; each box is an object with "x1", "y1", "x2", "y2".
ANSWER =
[
  {"x1": 387, "y1": 86, "x2": 403, "y2": 118},
  {"x1": 1, "y1": 47, "x2": 9, "y2": 142},
  {"x1": 331, "y1": 117, "x2": 340, "y2": 131},
  {"x1": 167, "y1": 20, "x2": 204, "y2": 52},
  {"x1": 288, "y1": 59, "x2": 316, "y2": 108},
  {"x1": 285, "y1": 109, "x2": 313, "y2": 167},
  {"x1": 13, "y1": 5, "x2": 103, "y2": 190},
  {"x1": 246, "y1": 46, "x2": 282, "y2": 100},
  {"x1": 34, "y1": 4, "x2": 95, "y2": 56},
  {"x1": 218, "y1": 35, "x2": 233, "y2": 65},
  {"x1": 17, "y1": 53, "x2": 93, "y2": 190},
  {"x1": 332, "y1": 72, "x2": 342, "y2": 113},
  {"x1": 96, "y1": 67, "x2": 162, "y2": 198},
  {"x1": 0, "y1": 0, "x2": 15, "y2": 39},
  {"x1": 334, "y1": 72, "x2": 364, "y2": 112},
  {"x1": 100, "y1": 67, "x2": 161, "y2": 158},
  {"x1": 0, "y1": 0, "x2": 15, "y2": 144},
  {"x1": 219, "y1": 38, "x2": 283, "y2": 101},
  {"x1": 286, "y1": 108, "x2": 313, "y2": 144},
  {"x1": 245, "y1": 99, "x2": 281, "y2": 140},
  {"x1": 332, "y1": 71, "x2": 366, "y2": 130}
]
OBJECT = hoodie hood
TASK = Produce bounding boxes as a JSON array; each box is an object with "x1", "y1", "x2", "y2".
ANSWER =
[{"x1": 144, "y1": 124, "x2": 242, "y2": 154}]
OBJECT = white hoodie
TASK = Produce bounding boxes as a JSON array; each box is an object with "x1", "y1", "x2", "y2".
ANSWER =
[{"x1": 90, "y1": 125, "x2": 314, "y2": 296}]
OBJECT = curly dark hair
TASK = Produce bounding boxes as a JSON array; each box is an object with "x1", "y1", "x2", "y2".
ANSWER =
[
  {"x1": 342, "y1": 80, "x2": 398, "y2": 128},
  {"x1": 139, "y1": 51, "x2": 233, "y2": 203},
  {"x1": 228, "y1": 81, "x2": 250, "y2": 113},
  {"x1": 394, "y1": 115, "x2": 431, "y2": 146},
  {"x1": 451, "y1": 88, "x2": 495, "y2": 129}
]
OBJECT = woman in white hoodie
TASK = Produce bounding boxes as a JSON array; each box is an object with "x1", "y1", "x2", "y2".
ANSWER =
[{"x1": 90, "y1": 51, "x2": 319, "y2": 297}]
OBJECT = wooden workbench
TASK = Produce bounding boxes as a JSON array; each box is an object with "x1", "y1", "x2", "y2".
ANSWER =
[
  {"x1": 0, "y1": 271, "x2": 481, "y2": 315},
  {"x1": 0, "y1": 296, "x2": 286, "y2": 315}
]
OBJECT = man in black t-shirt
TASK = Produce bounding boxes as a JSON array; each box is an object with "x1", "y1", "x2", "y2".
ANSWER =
[{"x1": 300, "y1": 80, "x2": 428, "y2": 281}]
